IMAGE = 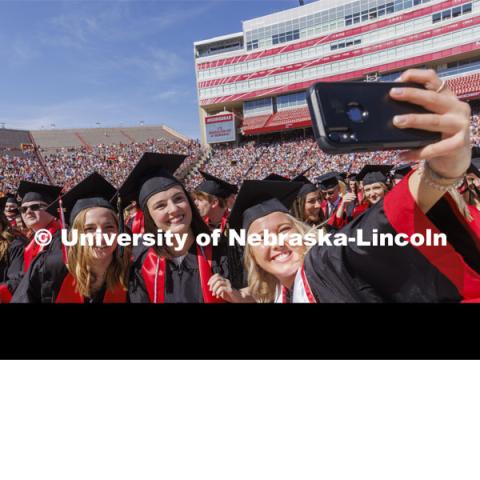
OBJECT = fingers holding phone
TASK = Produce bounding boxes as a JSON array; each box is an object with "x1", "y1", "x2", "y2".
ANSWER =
[{"x1": 390, "y1": 69, "x2": 471, "y2": 179}]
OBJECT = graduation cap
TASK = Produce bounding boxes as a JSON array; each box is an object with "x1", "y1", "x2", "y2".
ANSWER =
[
  {"x1": 196, "y1": 171, "x2": 238, "y2": 198},
  {"x1": 263, "y1": 173, "x2": 290, "y2": 182},
  {"x1": 118, "y1": 152, "x2": 187, "y2": 209},
  {"x1": 47, "y1": 172, "x2": 117, "y2": 225},
  {"x1": 357, "y1": 165, "x2": 393, "y2": 186},
  {"x1": 291, "y1": 174, "x2": 318, "y2": 198},
  {"x1": 391, "y1": 164, "x2": 412, "y2": 180},
  {"x1": 337, "y1": 172, "x2": 347, "y2": 181},
  {"x1": 17, "y1": 181, "x2": 63, "y2": 205},
  {"x1": 346, "y1": 173, "x2": 358, "y2": 181},
  {"x1": 0, "y1": 195, "x2": 18, "y2": 211},
  {"x1": 316, "y1": 172, "x2": 339, "y2": 190},
  {"x1": 228, "y1": 180, "x2": 303, "y2": 232}
]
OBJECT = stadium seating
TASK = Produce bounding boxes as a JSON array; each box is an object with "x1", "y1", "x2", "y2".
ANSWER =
[
  {"x1": 241, "y1": 114, "x2": 271, "y2": 134},
  {"x1": 0, "y1": 129, "x2": 34, "y2": 148},
  {"x1": 447, "y1": 73, "x2": 480, "y2": 99},
  {"x1": 241, "y1": 107, "x2": 312, "y2": 135},
  {"x1": 263, "y1": 106, "x2": 312, "y2": 131},
  {"x1": 3, "y1": 108, "x2": 480, "y2": 196},
  {"x1": 30, "y1": 125, "x2": 180, "y2": 149}
]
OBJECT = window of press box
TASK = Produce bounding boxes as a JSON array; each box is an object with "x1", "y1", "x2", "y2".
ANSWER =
[
  {"x1": 330, "y1": 38, "x2": 361, "y2": 51},
  {"x1": 272, "y1": 29, "x2": 300, "y2": 46},
  {"x1": 432, "y1": 3, "x2": 472, "y2": 23}
]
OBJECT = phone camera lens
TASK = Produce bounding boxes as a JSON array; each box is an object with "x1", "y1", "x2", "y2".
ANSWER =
[
  {"x1": 346, "y1": 103, "x2": 368, "y2": 124},
  {"x1": 328, "y1": 132, "x2": 340, "y2": 142}
]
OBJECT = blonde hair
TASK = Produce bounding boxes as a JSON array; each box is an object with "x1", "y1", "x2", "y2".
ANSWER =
[
  {"x1": 66, "y1": 208, "x2": 130, "y2": 298},
  {"x1": 449, "y1": 187, "x2": 473, "y2": 222},
  {"x1": 243, "y1": 213, "x2": 313, "y2": 303},
  {"x1": 338, "y1": 180, "x2": 347, "y2": 195},
  {"x1": 193, "y1": 190, "x2": 227, "y2": 209}
]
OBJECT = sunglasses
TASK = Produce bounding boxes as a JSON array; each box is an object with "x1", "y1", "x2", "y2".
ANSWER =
[{"x1": 20, "y1": 203, "x2": 47, "y2": 214}]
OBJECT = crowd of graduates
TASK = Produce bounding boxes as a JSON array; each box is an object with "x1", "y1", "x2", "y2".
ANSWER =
[{"x1": 1, "y1": 70, "x2": 480, "y2": 303}]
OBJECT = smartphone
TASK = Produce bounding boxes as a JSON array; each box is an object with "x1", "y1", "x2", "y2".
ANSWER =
[{"x1": 306, "y1": 81, "x2": 441, "y2": 154}]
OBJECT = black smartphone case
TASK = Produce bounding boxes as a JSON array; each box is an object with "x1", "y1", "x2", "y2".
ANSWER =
[{"x1": 307, "y1": 81, "x2": 441, "y2": 153}]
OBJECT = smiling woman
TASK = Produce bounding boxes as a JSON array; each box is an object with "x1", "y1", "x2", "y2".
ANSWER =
[
  {"x1": 11, "y1": 173, "x2": 130, "y2": 303},
  {"x1": 122, "y1": 152, "x2": 239, "y2": 303}
]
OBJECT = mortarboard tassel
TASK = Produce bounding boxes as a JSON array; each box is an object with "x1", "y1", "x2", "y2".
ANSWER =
[
  {"x1": 117, "y1": 195, "x2": 124, "y2": 259},
  {"x1": 57, "y1": 197, "x2": 69, "y2": 267}
]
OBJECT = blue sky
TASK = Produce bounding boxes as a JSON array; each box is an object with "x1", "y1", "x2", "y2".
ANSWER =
[{"x1": 1, "y1": 0, "x2": 310, "y2": 139}]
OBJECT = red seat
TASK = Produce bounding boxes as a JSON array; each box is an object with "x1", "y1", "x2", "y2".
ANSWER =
[
  {"x1": 241, "y1": 114, "x2": 271, "y2": 133},
  {"x1": 447, "y1": 72, "x2": 480, "y2": 99}
]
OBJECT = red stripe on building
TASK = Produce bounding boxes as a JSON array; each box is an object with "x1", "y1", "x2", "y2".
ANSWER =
[
  {"x1": 199, "y1": 40, "x2": 480, "y2": 106},
  {"x1": 198, "y1": 16, "x2": 480, "y2": 88},
  {"x1": 197, "y1": 0, "x2": 468, "y2": 71}
]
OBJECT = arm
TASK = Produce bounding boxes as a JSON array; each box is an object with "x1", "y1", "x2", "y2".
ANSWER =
[
  {"x1": 304, "y1": 69, "x2": 480, "y2": 302},
  {"x1": 208, "y1": 274, "x2": 256, "y2": 303},
  {"x1": 390, "y1": 69, "x2": 471, "y2": 212},
  {"x1": 330, "y1": 193, "x2": 357, "y2": 229}
]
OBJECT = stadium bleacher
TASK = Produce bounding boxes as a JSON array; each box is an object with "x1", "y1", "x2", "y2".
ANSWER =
[
  {"x1": 447, "y1": 72, "x2": 480, "y2": 100},
  {"x1": 30, "y1": 125, "x2": 183, "y2": 149},
  {"x1": 0, "y1": 129, "x2": 33, "y2": 149}
]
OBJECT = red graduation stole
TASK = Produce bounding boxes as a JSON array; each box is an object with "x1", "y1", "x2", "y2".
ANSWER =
[
  {"x1": 23, "y1": 220, "x2": 61, "y2": 272},
  {"x1": 131, "y1": 211, "x2": 145, "y2": 235},
  {"x1": 0, "y1": 284, "x2": 13, "y2": 303},
  {"x1": 280, "y1": 266, "x2": 317, "y2": 304},
  {"x1": 141, "y1": 243, "x2": 225, "y2": 303},
  {"x1": 203, "y1": 212, "x2": 228, "y2": 233},
  {"x1": 55, "y1": 272, "x2": 127, "y2": 303}
]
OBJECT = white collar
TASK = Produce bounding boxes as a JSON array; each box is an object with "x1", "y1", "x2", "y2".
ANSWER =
[{"x1": 274, "y1": 269, "x2": 310, "y2": 303}]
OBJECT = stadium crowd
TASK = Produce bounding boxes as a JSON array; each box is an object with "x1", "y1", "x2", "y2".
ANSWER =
[
  {"x1": 1, "y1": 112, "x2": 480, "y2": 195},
  {"x1": 0, "y1": 138, "x2": 204, "y2": 194},
  {"x1": 186, "y1": 110, "x2": 480, "y2": 189}
]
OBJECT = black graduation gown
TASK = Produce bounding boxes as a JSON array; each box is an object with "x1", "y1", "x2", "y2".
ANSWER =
[
  {"x1": 128, "y1": 240, "x2": 233, "y2": 303},
  {"x1": 0, "y1": 235, "x2": 27, "y2": 301},
  {"x1": 11, "y1": 237, "x2": 118, "y2": 304},
  {"x1": 303, "y1": 176, "x2": 480, "y2": 303}
]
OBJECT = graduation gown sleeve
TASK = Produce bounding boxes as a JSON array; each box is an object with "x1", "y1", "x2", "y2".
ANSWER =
[
  {"x1": 0, "y1": 236, "x2": 27, "y2": 302},
  {"x1": 304, "y1": 173, "x2": 480, "y2": 303},
  {"x1": 10, "y1": 241, "x2": 67, "y2": 303}
]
